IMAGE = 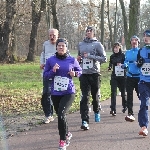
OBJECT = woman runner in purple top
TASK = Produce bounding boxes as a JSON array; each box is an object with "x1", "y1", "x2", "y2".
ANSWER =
[{"x1": 44, "y1": 38, "x2": 82, "y2": 150}]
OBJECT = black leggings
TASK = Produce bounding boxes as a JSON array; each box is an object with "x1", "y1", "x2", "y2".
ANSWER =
[
  {"x1": 126, "y1": 76, "x2": 139, "y2": 115},
  {"x1": 110, "y1": 76, "x2": 126, "y2": 111},
  {"x1": 51, "y1": 94, "x2": 75, "y2": 140}
]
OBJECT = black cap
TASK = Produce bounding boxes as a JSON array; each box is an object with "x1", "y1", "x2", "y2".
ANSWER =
[
  {"x1": 86, "y1": 26, "x2": 95, "y2": 32},
  {"x1": 113, "y1": 42, "x2": 121, "y2": 47},
  {"x1": 56, "y1": 38, "x2": 67, "y2": 47}
]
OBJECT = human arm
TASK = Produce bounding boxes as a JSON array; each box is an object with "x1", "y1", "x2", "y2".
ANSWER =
[
  {"x1": 68, "y1": 58, "x2": 82, "y2": 77},
  {"x1": 108, "y1": 55, "x2": 113, "y2": 71},
  {"x1": 43, "y1": 58, "x2": 57, "y2": 79},
  {"x1": 40, "y1": 44, "x2": 45, "y2": 69},
  {"x1": 137, "y1": 48, "x2": 144, "y2": 68},
  {"x1": 86, "y1": 42, "x2": 107, "y2": 63},
  {"x1": 77, "y1": 43, "x2": 82, "y2": 62}
]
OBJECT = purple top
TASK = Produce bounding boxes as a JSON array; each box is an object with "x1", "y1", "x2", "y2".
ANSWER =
[{"x1": 43, "y1": 55, "x2": 82, "y2": 95}]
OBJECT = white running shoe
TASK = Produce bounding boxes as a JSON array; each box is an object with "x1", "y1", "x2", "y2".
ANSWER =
[
  {"x1": 44, "y1": 116, "x2": 54, "y2": 124},
  {"x1": 117, "y1": 92, "x2": 121, "y2": 96},
  {"x1": 139, "y1": 127, "x2": 148, "y2": 136},
  {"x1": 66, "y1": 132, "x2": 72, "y2": 146},
  {"x1": 125, "y1": 115, "x2": 135, "y2": 122}
]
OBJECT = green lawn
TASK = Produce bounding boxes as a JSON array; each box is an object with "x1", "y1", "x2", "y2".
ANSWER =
[{"x1": 0, "y1": 52, "x2": 112, "y2": 116}]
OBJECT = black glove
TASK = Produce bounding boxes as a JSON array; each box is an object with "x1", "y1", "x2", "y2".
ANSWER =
[
  {"x1": 108, "y1": 67, "x2": 111, "y2": 71},
  {"x1": 137, "y1": 57, "x2": 145, "y2": 67}
]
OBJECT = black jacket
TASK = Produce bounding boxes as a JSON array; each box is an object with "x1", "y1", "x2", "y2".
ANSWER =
[{"x1": 108, "y1": 51, "x2": 126, "y2": 77}]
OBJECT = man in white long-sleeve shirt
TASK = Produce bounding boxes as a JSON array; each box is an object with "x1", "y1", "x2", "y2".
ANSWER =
[{"x1": 40, "y1": 28, "x2": 59, "y2": 123}]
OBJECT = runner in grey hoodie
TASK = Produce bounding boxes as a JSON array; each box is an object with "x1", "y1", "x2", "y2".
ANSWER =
[{"x1": 77, "y1": 26, "x2": 107, "y2": 130}]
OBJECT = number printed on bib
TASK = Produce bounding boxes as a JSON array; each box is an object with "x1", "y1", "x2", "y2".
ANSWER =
[
  {"x1": 83, "y1": 58, "x2": 93, "y2": 69},
  {"x1": 141, "y1": 63, "x2": 150, "y2": 75},
  {"x1": 54, "y1": 76, "x2": 69, "y2": 91},
  {"x1": 115, "y1": 66, "x2": 124, "y2": 76}
]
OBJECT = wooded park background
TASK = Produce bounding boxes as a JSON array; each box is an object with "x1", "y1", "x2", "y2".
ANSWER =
[{"x1": 0, "y1": 0, "x2": 149, "y2": 63}]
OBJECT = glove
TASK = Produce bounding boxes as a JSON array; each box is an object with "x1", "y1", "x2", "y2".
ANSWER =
[
  {"x1": 121, "y1": 64, "x2": 127, "y2": 69},
  {"x1": 108, "y1": 67, "x2": 111, "y2": 71},
  {"x1": 137, "y1": 57, "x2": 145, "y2": 67}
]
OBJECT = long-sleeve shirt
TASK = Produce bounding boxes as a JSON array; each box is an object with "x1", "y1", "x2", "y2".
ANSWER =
[
  {"x1": 77, "y1": 37, "x2": 107, "y2": 74},
  {"x1": 43, "y1": 55, "x2": 82, "y2": 95},
  {"x1": 40, "y1": 40, "x2": 56, "y2": 65},
  {"x1": 137, "y1": 46, "x2": 150, "y2": 82},
  {"x1": 123, "y1": 48, "x2": 140, "y2": 77},
  {"x1": 108, "y1": 51, "x2": 126, "y2": 77}
]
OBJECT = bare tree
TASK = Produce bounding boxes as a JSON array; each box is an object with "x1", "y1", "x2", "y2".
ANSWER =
[
  {"x1": 51, "y1": 0, "x2": 59, "y2": 30},
  {"x1": 100, "y1": 0, "x2": 105, "y2": 45},
  {"x1": 0, "y1": 0, "x2": 17, "y2": 63},
  {"x1": 128, "y1": 0, "x2": 140, "y2": 45},
  {"x1": 27, "y1": 0, "x2": 46, "y2": 61},
  {"x1": 119, "y1": 0, "x2": 140, "y2": 49},
  {"x1": 106, "y1": 0, "x2": 113, "y2": 49}
]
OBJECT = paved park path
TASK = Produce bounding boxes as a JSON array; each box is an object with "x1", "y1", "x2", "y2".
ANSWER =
[{"x1": 2, "y1": 92, "x2": 150, "y2": 150}]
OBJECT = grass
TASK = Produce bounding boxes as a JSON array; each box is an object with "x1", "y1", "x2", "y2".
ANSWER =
[{"x1": 0, "y1": 51, "x2": 112, "y2": 116}]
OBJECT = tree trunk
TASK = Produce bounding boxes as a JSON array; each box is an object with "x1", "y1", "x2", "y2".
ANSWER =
[
  {"x1": 0, "y1": 0, "x2": 16, "y2": 63},
  {"x1": 128, "y1": 0, "x2": 140, "y2": 45},
  {"x1": 100, "y1": 0, "x2": 105, "y2": 45},
  {"x1": 106, "y1": 0, "x2": 113, "y2": 50},
  {"x1": 119, "y1": 0, "x2": 128, "y2": 49},
  {"x1": 27, "y1": 0, "x2": 46, "y2": 61},
  {"x1": 51, "y1": 0, "x2": 59, "y2": 30}
]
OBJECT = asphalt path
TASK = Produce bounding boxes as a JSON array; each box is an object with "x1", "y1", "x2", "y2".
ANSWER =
[{"x1": 2, "y1": 92, "x2": 150, "y2": 150}]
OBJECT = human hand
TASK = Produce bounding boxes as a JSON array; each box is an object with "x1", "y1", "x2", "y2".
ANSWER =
[
  {"x1": 53, "y1": 63, "x2": 60, "y2": 72},
  {"x1": 83, "y1": 52, "x2": 88, "y2": 58},
  {"x1": 108, "y1": 67, "x2": 111, "y2": 71},
  {"x1": 117, "y1": 63, "x2": 121, "y2": 66},
  {"x1": 68, "y1": 68, "x2": 75, "y2": 77},
  {"x1": 40, "y1": 64, "x2": 45, "y2": 69},
  {"x1": 77, "y1": 56, "x2": 81, "y2": 62}
]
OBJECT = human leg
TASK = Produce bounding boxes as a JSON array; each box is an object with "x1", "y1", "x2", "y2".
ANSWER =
[
  {"x1": 79, "y1": 74, "x2": 91, "y2": 128},
  {"x1": 110, "y1": 76, "x2": 117, "y2": 115},
  {"x1": 138, "y1": 81, "x2": 150, "y2": 136},
  {"x1": 41, "y1": 78, "x2": 54, "y2": 123},
  {"x1": 90, "y1": 74, "x2": 101, "y2": 112},
  {"x1": 118, "y1": 77, "x2": 127, "y2": 113},
  {"x1": 126, "y1": 77, "x2": 134, "y2": 115},
  {"x1": 125, "y1": 77, "x2": 136, "y2": 121},
  {"x1": 51, "y1": 94, "x2": 75, "y2": 149}
]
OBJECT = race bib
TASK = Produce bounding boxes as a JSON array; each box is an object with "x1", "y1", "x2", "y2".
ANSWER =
[
  {"x1": 83, "y1": 58, "x2": 93, "y2": 69},
  {"x1": 141, "y1": 63, "x2": 150, "y2": 75},
  {"x1": 115, "y1": 66, "x2": 124, "y2": 76},
  {"x1": 54, "y1": 76, "x2": 69, "y2": 91}
]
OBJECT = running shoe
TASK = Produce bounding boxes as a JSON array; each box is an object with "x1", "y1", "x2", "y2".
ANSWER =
[
  {"x1": 139, "y1": 127, "x2": 148, "y2": 136},
  {"x1": 110, "y1": 110, "x2": 116, "y2": 116},
  {"x1": 66, "y1": 132, "x2": 72, "y2": 146},
  {"x1": 81, "y1": 121, "x2": 89, "y2": 130},
  {"x1": 95, "y1": 113, "x2": 100, "y2": 122},
  {"x1": 58, "y1": 140, "x2": 66, "y2": 150},
  {"x1": 125, "y1": 114, "x2": 135, "y2": 122},
  {"x1": 44, "y1": 116, "x2": 54, "y2": 124}
]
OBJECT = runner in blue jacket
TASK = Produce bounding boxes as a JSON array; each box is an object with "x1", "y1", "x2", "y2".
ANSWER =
[
  {"x1": 122, "y1": 35, "x2": 140, "y2": 122},
  {"x1": 137, "y1": 30, "x2": 150, "y2": 136},
  {"x1": 44, "y1": 38, "x2": 82, "y2": 150}
]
